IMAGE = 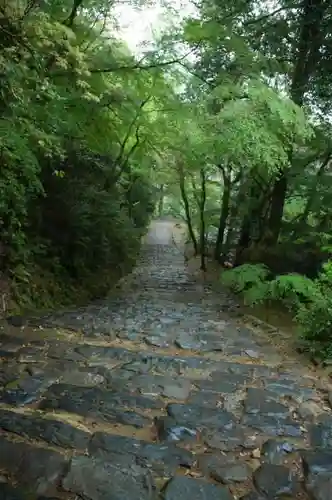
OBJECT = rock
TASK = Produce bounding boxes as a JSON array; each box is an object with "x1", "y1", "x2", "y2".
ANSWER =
[
  {"x1": 239, "y1": 493, "x2": 266, "y2": 500},
  {"x1": 244, "y1": 388, "x2": 289, "y2": 418},
  {"x1": 0, "y1": 409, "x2": 90, "y2": 449},
  {"x1": 309, "y1": 420, "x2": 332, "y2": 449},
  {"x1": 162, "y1": 379, "x2": 191, "y2": 400},
  {"x1": 261, "y1": 439, "x2": 294, "y2": 465},
  {"x1": 145, "y1": 336, "x2": 169, "y2": 348},
  {"x1": 243, "y1": 414, "x2": 302, "y2": 437},
  {"x1": 61, "y1": 370, "x2": 105, "y2": 386},
  {"x1": 301, "y1": 450, "x2": 332, "y2": 477},
  {"x1": 62, "y1": 455, "x2": 153, "y2": 500},
  {"x1": 175, "y1": 336, "x2": 203, "y2": 350},
  {"x1": 307, "y1": 474, "x2": 332, "y2": 500},
  {"x1": 167, "y1": 403, "x2": 235, "y2": 428},
  {"x1": 89, "y1": 432, "x2": 194, "y2": 477},
  {"x1": 163, "y1": 476, "x2": 234, "y2": 500},
  {"x1": 203, "y1": 424, "x2": 245, "y2": 451},
  {"x1": 245, "y1": 350, "x2": 260, "y2": 359},
  {"x1": 39, "y1": 383, "x2": 160, "y2": 427},
  {"x1": 298, "y1": 401, "x2": 324, "y2": 419},
  {"x1": 211, "y1": 463, "x2": 251, "y2": 484},
  {"x1": 0, "y1": 437, "x2": 67, "y2": 495},
  {"x1": 253, "y1": 464, "x2": 298, "y2": 497},
  {"x1": 155, "y1": 416, "x2": 197, "y2": 442},
  {"x1": 0, "y1": 374, "x2": 58, "y2": 406}
]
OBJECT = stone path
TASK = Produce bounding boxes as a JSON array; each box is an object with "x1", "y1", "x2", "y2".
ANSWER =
[{"x1": 0, "y1": 221, "x2": 332, "y2": 500}]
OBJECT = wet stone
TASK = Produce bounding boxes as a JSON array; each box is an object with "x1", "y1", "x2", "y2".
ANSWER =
[
  {"x1": 187, "y1": 390, "x2": 223, "y2": 407},
  {"x1": 243, "y1": 414, "x2": 302, "y2": 437},
  {"x1": 155, "y1": 416, "x2": 198, "y2": 442},
  {"x1": 0, "y1": 437, "x2": 67, "y2": 495},
  {"x1": 239, "y1": 493, "x2": 267, "y2": 500},
  {"x1": 211, "y1": 463, "x2": 251, "y2": 484},
  {"x1": 60, "y1": 369, "x2": 105, "y2": 386},
  {"x1": 62, "y1": 455, "x2": 154, "y2": 500},
  {"x1": 309, "y1": 419, "x2": 332, "y2": 449},
  {"x1": 244, "y1": 388, "x2": 289, "y2": 417},
  {"x1": 301, "y1": 450, "x2": 332, "y2": 477},
  {"x1": 167, "y1": 403, "x2": 236, "y2": 428},
  {"x1": 89, "y1": 432, "x2": 194, "y2": 476},
  {"x1": 0, "y1": 374, "x2": 58, "y2": 406},
  {"x1": 261, "y1": 439, "x2": 294, "y2": 464},
  {"x1": 254, "y1": 463, "x2": 298, "y2": 497},
  {"x1": 203, "y1": 424, "x2": 246, "y2": 452},
  {"x1": 0, "y1": 409, "x2": 90, "y2": 449},
  {"x1": 307, "y1": 474, "x2": 332, "y2": 500},
  {"x1": 144, "y1": 336, "x2": 170, "y2": 348},
  {"x1": 40, "y1": 383, "x2": 161, "y2": 426},
  {"x1": 163, "y1": 476, "x2": 234, "y2": 500}
]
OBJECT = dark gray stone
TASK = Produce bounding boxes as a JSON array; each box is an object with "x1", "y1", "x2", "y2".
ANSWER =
[
  {"x1": 307, "y1": 474, "x2": 332, "y2": 500},
  {"x1": 203, "y1": 424, "x2": 245, "y2": 451},
  {"x1": 155, "y1": 416, "x2": 197, "y2": 442},
  {"x1": 167, "y1": 403, "x2": 235, "y2": 428},
  {"x1": 89, "y1": 432, "x2": 194, "y2": 476},
  {"x1": 0, "y1": 409, "x2": 90, "y2": 449},
  {"x1": 261, "y1": 439, "x2": 294, "y2": 464},
  {"x1": 145, "y1": 336, "x2": 170, "y2": 347},
  {"x1": 62, "y1": 455, "x2": 154, "y2": 500},
  {"x1": 0, "y1": 374, "x2": 57, "y2": 406},
  {"x1": 309, "y1": 420, "x2": 332, "y2": 449},
  {"x1": 253, "y1": 464, "x2": 298, "y2": 497},
  {"x1": 187, "y1": 391, "x2": 224, "y2": 407},
  {"x1": 301, "y1": 450, "x2": 332, "y2": 477},
  {"x1": 0, "y1": 437, "x2": 67, "y2": 495},
  {"x1": 239, "y1": 493, "x2": 266, "y2": 500},
  {"x1": 243, "y1": 414, "x2": 302, "y2": 437},
  {"x1": 244, "y1": 388, "x2": 289, "y2": 417},
  {"x1": 39, "y1": 383, "x2": 159, "y2": 427},
  {"x1": 211, "y1": 463, "x2": 251, "y2": 484},
  {"x1": 163, "y1": 476, "x2": 234, "y2": 500}
]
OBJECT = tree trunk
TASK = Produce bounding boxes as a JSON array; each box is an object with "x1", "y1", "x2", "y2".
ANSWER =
[
  {"x1": 265, "y1": 0, "x2": 328, "y2": 244},
  {"x1": 157, "y1": 184, "x2": 164, "y2": 217},
  {"x1": 214, "y1": 169, "x2": 231, "y2": 261},
  {"x1": 199, "y1": 167, "x2": 207, "y2": 271},
  {"x1": 178, "y1": 164, "x2": 198, "y2": 254}
]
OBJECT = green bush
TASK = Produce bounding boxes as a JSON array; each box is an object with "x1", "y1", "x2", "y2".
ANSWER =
[{"x1": 221, "y1": 260, "x2": 332, "y2": 360}]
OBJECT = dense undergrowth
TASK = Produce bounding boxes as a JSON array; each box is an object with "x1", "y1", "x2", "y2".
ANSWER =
[{"x1": 221, "y1": 261, "x2": 332, "y2": 362}]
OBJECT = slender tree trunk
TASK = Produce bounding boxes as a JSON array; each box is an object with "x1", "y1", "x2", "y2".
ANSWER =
[
  {"x1": 157, "y1": 184, "x2": 164, "y2": 217},
  {"x1": 214, "y1": 169, "x2": 231, "y2": 261},
  {"x1": 199, "y1": 167, "x2": 207, "y2": 271},
  {"x1": 178, "y1": 164, "x2": 198, "y2": 254},
  {"x1": 300, "y1": 153, "x2": 331, "y2": 224}
]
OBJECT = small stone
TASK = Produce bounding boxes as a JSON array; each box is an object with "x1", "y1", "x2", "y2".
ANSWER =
[
  {"x1": 211, "y1": 463, "x2": 251, "y2": 484},
  {"x1": 204, "y1": 425, "x2": 245, "y2": 452},
  {"x1": 253, "y1": 464, "x2": 298, "y2": 497},
  {"x1": 145, "y1": 336, "x2": 169, "y2": 348},
  {"x1": 252, "y1": 448, "x2": 261, "y2": 458},
  {"x1": 155, "y1": 416, "x2": 197, "y2": 442},
  {"x1": 245, "y1": 350, "x2": 260, "y2": 359},
  {"x1": 309, "y1": 420, "x2": 332, "y2": 449},
  {"x1": 298, "y1": 401, "x2": 324, "y2": 419},
  {"x1": 163, "y1": 476, "x2": 234, "y2": 500},
  {"x1": 162, "y1": 379, "x2": 191, "y2": 400},
  {"x1": 167, "y1": 403, "x2": 235, "y2": 429},
  {"x1": 261, "y1": 439, "x2": 293, "y2": 465}
]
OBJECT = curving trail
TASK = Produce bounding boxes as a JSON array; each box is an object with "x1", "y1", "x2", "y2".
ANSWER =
[{"x1": 0, "y1": 220, "x2": 331, "y2": 500}]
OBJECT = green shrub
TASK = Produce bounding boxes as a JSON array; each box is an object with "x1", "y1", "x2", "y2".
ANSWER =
[{"x1": 221, "y1": 260, "x2": 332, "y2": 360}]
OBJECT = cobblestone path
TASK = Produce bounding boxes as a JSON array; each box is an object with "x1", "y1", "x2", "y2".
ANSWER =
[{"x1": 0, "y1": 221, "x2": 332, "y2": 500}]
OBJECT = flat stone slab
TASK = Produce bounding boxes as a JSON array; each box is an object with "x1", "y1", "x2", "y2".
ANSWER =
[
  {"x1": 62, "y1": 455, "x2": 154, "y2": 500},
  {"x1": 253, "y1": 464, "x2": 298, "y2": 497},
  {"x1": 89, "y1": 432, "x2": 194, "y2": 476},
  {"x1": 0, "y1": 408, "x2": 90, "y2": 449},
  {"x1": 163, "y1": 476, "x2": 234, "y2": 500},
  {"x1": 167, "y1": 403, "x2": 236, "y2": 428},
  {"x1": 39, "y1": 383, "x2": 159, "y2": 427},
  {"x1": 0, "y1": 437, "x2": 67, "y2": 495}
]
